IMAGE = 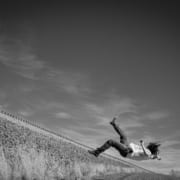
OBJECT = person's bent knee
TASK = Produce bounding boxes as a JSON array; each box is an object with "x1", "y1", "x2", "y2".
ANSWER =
[{"x1": 107, "y1": 139, "x2": 114, "y2": 145}]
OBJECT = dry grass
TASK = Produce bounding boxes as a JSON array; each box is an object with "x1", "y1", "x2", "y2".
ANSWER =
[{"x1": 0, "y1": 117, "x2": 136, "y2": 180}]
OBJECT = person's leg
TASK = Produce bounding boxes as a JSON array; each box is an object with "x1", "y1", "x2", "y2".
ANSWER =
[
  {"x1": 88, "y1": 139, "x2": 129, "y2": 157},
  {"x1": 110, "y1": 117, "x2": 128, "y2": 145}
]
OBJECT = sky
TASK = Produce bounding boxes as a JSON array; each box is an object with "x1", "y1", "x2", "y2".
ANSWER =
[{"x1": 0, "y1": 0, "x2": 179, "y2": 174}]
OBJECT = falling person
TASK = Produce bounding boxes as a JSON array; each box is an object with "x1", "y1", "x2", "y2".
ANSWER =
[{"x1": 88, "y1": 117, "x2": 161, "y2": 161}]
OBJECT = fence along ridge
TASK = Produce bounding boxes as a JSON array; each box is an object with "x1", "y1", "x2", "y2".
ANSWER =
[{"x1": 0, "y1": 109, "x2": 153, "y2": 173}]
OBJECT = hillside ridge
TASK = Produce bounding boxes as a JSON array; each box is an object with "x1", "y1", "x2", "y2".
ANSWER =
[
  {"x1": 0, "y1": 109, "x2": 153, "y2": 172},
  {"x1": 0, "y1": 109, "x2": 153, "y2": 180}
]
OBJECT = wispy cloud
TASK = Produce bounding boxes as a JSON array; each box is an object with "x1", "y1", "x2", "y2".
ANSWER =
[
  {"x1": 55, "y1": 112, "x2": 72, "y2": 119},
  {"x1": 86, "y1": 97, "x2": 137, "y2": 117},
  {"x1": 18, "y1": 109, "x2": 34, "y2": 117},
  {"x1": 0, "y1": 37, "x2": 45, "y2": 79},
  {"x1": 0, "y1": 37, "x2": 92, "y2": 97},
  {"x1": 0, "y1": 91, "x2": 9, "y2": 109},
  {"x1": 143, "y1": 111, "x2": 169, "y2": 121},
  {"x1": 85, "y1": 103, "x2": 104, "y2": 115},
  {"x1": 167, "y1": 131, "x2": 180, "y2": 141},
  {"x1": 84, "y1": 97, "x2": 140, "y2": 129},
  {"x1": 162, "y1": 140, "x2": 180, "y2": 149},
  {"x1": 44, "y1": 69, "x2": 92, "y2": 96},
  {"x1": 80, "y1": 96, "x2": 173, "y2": 144},
  {"x1": 19, "y1": 85, "x2": 37, "y2": 93},
  {"x1": 19, "y1": 100, "x2": 66, "y2": 113},
  {"x1": 0, "y1": 91, "x2": 6, "y2": 100}
]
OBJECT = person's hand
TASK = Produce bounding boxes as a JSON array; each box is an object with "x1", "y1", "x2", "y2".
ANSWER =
[
  {"x1": 157, "y1": 156, "x2": 162, "y2": 160},
  {"x1": 113, "y1": 116, "x2": 118, "y2": 120}
]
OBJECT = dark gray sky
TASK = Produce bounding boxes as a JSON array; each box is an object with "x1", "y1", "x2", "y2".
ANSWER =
[{"x1": 0, "y1": 0, "x2": 179, "y2": 174}]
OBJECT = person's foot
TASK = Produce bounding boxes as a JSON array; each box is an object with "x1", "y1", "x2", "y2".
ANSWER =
[
  {"x1": 88, "y1": 150, "x2": 99, "y2": 157},
  {"x1": 110, "y1": 117, "x2": 117, "y2": 126}
]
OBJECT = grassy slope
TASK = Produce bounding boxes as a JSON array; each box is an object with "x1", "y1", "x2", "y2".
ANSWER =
[{"x1": 0, "y1": 116, "x2": 137, "y2": 180}]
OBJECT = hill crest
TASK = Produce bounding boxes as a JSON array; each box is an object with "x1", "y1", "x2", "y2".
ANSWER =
[{"x1": 0, "y1": 109, "x2": 152, "y2": 179}]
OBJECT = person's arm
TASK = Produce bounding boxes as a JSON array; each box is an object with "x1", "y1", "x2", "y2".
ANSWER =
[
  {"x1": 140, "y1": 140, "x2": 154, "y2": 159},
  {"x1": 140, "y1": 140, "x2": 162, "y2": 160}
]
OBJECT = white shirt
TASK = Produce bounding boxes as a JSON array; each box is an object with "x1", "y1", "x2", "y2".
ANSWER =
[{"x1": 126, "y1": 142, "x2": 152, "y2": 161}]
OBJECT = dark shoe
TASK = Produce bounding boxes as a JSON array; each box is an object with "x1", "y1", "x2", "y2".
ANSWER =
[
  {"x1": 88, "y1": 150, "x2": 99, "y2": 157},
  {"x1": 110, "y1": 117, "x2": 116, "y2": 126}
]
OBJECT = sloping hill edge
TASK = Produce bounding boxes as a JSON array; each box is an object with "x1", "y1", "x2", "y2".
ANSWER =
[{"x1": 0, "y1": 109, "x2": 153, "y2": 174}]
